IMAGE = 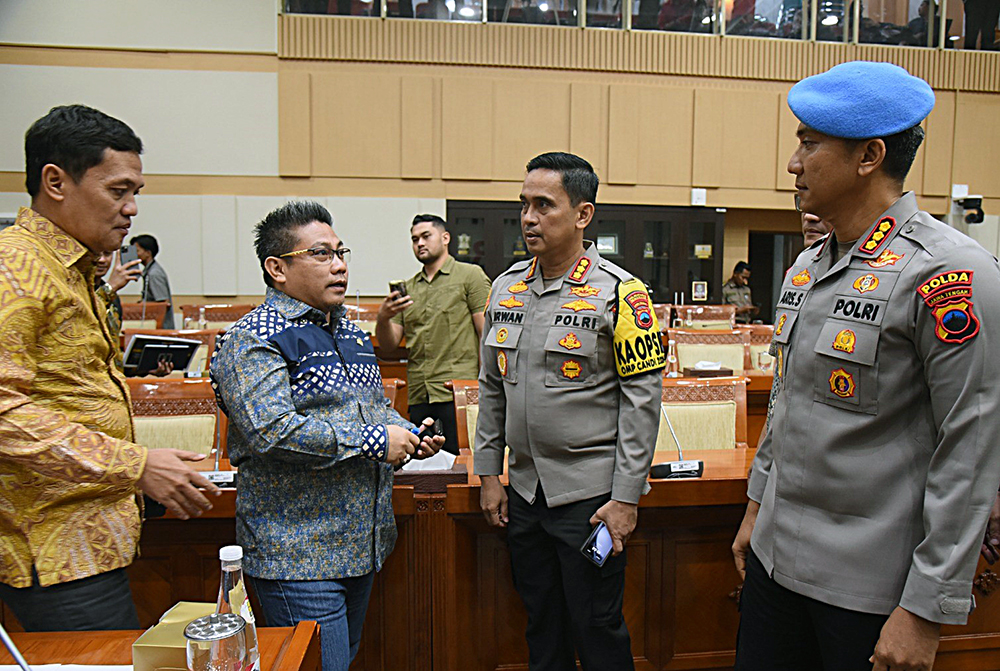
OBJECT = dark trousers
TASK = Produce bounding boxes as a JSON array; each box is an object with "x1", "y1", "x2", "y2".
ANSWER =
[
  {"x1": 0, "y1": 567, "x2": 140, "y2": 632},
  {"x1": 507, "y1": 485, "x2": 633, "y2": 671},
  {"x1": 734, "y1": 551, "x2": 889, "y2": 671},
  {"x1": 964, "y1": 0, "x2": 1000, "y2": 49},
  {"x1": 408, "y1": 401, "x2": 459, "y2": 455}
]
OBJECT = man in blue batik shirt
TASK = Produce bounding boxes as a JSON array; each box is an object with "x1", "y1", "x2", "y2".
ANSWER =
[{"x1": 210, "y1": 201, "x2": 443, "y2": 671}]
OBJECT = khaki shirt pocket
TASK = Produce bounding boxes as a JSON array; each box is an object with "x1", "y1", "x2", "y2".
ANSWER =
[
  {"x1": 543, "y1": 328, "x2": 599, "y2": 388},
  {"x1": 486, "y1": 324, "x2": 521, "y2": 384},
  {"x1": 812, "y1": 320, "x2": 880, "y2": 414}
]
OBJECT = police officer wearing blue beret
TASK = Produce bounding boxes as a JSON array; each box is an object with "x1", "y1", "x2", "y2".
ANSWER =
[{"x1": 732, "y1": 61, "x2": 1000, "y2": 671}]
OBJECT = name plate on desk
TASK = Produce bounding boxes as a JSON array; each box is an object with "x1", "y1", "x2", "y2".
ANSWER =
[{"x1": 205, "y1": 471, "x2": 237, "y2": 488}]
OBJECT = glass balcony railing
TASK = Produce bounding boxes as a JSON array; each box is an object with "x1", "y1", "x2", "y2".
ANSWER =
[{"x1": 284, "y1": 0, "x2": 995, "y2": 48}]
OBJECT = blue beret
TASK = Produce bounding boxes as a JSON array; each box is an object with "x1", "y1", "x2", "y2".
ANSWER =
[{"x1": 788, "y1": 61, "x2": 935, "y2": 139}]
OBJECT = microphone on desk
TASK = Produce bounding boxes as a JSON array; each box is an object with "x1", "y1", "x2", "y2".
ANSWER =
[{"x1": 649, "y1": 405, "x2": 705, "y2": 479}]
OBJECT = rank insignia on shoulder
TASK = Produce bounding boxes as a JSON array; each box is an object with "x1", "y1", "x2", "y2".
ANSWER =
[
  {"x1": 852, "y1": 273, "x2": 880, "y2": 294},
  {"x1": 499, "y1": 296, "x2": 525, "y2": 309},
  {"x1": 791, "y1": 269, "x2": 811, "y2": 287},
  {"x1": 832, "y1": 329, "x2": 856, "y2": 353},
  {"x1": 829, "y1": 368, "x2": 856, "y2": 398},
  {"x1": 559, "y1": 333, "x2": 582, "y2": 350},
  {"x1": 917, "y1": 270, "x2": 980, "y2": 344},
  {"x1": 525, "y1": 257, "x2": 538, "y2": 279},
  {"x1": 613, "y1": 279, "x2": 666, "y2": 378},
  {"x1": 775, "y1": 313, "x2": 787, "y2": 336},
  {"x1": 561, "y1": 299, "x2": 597, "y2": 312},
  {"x1": 498, "y1": 350, "x2": 509, "y2": 377},
  {"x1": 569, "y1": 284, "x2": 601, "y2": 298},
  {"x1": 561, "y1": 360, "x2": 582, "y2": 379},
  {"x1": 866, "y1": 249, "x2": 903, "y2": 268},
  {"x1": 508, "y1": 281, "x2": 529, "y2": 294},
  {"x1": 568, "y1": 257, "x2": 592, "y2": 283},
  {"x1": 859, "y1": 217, "x2": 896, "y2": 255},
  {"x1": 497, "y1": 327, "x2": 509, "y2": 344}
]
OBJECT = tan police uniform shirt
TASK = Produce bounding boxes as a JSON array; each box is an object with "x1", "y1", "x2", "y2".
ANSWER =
[
  {"x1": 722, "y1": 279, "x2": 754, "y2": 324},
  {"x1": 473, "y1": 242, "x2": 665, "y2": 506},
  {"x1": 750, "y1": 193, "x2": 1000, "y2": 625}
]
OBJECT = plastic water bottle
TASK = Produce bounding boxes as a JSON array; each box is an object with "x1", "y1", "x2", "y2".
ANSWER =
[
  {"x1": 198, "y1": 305, "x2": 208, "y2": 330},
  {"x1": 216, "y1": 545, "x2": 259, "y2": 671}
]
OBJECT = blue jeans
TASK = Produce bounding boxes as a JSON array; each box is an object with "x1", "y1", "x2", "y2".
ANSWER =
[{"x1": 248, "y1": 572, "x2": 375, "y2": 671}]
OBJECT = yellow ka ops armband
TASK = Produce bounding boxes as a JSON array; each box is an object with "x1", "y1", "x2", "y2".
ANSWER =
[{"x1": 613, "y1": 279, "x2": 666, "y2": 378}]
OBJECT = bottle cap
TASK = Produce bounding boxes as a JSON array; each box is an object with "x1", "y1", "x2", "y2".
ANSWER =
[
  {"x1": 184, "y1": 613, "x2": 245, "y2": 641},
  {"x1": 219, "y1": 545, "x2": 243, "y2": 561}
]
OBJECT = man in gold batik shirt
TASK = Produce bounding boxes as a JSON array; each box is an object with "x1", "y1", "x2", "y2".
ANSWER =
[{"x1": 0, "y1": 105, "x2": 220, "y2": 632}]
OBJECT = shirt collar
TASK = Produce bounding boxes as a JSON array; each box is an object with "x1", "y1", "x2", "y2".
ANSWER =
[
  {"x1": 15, "y1": 207, "x2": 90, "y2": 269},
  {"x1": 526, "y1": 240, "x2": 601, "y2": 286},
  {"x1": 418, "y1": 255, "x2": 455, "y2": 283},
  {"x1": 265, "y1": 287, "x2": 345, "y2": 326}
]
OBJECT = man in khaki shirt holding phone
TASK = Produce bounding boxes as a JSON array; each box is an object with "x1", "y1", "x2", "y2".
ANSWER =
[{"x1": 376, "y1": 214, "x2": 491, "y2": 454}]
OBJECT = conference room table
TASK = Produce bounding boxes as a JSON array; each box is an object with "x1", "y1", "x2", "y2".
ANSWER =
[
  {"x1": 3, "y1": 449, "x2": 997, "y2": 670},
  {"x1": 0, "y1": 622, "x2": 320, "y2": 671}
]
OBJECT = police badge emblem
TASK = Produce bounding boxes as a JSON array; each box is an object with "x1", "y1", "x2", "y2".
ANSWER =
[{"x1": 829, "y1": 368, "x2": 856, "y2": 398}]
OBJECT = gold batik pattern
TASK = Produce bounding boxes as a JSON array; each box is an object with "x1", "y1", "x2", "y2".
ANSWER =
[{"x1": 0, "y1": 207, "x2": 146, "y2": 588}]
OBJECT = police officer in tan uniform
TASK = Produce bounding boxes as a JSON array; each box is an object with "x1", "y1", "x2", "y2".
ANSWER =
[
  {"x1": 475, "y1": 152, "x2": 665, "y2": 670},
  {"x1": 732, "y1": 62, "x2": 1000, "y2": 671}
]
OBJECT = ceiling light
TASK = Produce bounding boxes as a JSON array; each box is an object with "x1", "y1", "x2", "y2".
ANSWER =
[
  {"x1": 702, "y1": 15, "x2": 712, "y2": 23},
  {"x1": 821, "y1": 14, "x2": 839, "y2": 25},
  {"x1": 539, "y1": 2, "x2": 549, "y2": 10},
  {"x1": 458, "y1": 5, "x2": 475, "y2": 16}
]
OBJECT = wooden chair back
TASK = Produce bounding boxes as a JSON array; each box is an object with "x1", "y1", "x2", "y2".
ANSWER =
[
  {"x1": 666, "y1": 328, "x2": 752, "y2": 374},
  {"x1": 127, "y1": 378, "x2": 227, "y2": 467},
  {"x1": 451, "y1": 379, "x2": 480, "y2": 453},
  {"x1": 738, "y1": 324, "x2": 775, "y2": 373},
  {"x1": 673, "y1": 305, "x2": 737, "y2": 330},
  {"x1": 382, "y1": 378, "x2": 408, "y2": 416},
  {"x1": 179, "y1": 304, "x2": 256, "y2": 330},
  {"x1": 121, "y1": 301, "x2": 169, "y2": 329},
  {"x1": 660, "y1": 376, "x2": 748, "y2": 450}
]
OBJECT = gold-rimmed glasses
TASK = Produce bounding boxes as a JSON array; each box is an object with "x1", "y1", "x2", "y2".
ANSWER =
[{"x1": 278, "y1": 246, "x2": 351, "y2": 265}]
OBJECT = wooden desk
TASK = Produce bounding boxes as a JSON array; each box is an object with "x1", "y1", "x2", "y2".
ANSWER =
[
  {"x1": 5, "y1": 451, "x2": 997, "y2": 671},
  {"x1": 0, "y1": 622, "x2": 320, "y2": 671}
]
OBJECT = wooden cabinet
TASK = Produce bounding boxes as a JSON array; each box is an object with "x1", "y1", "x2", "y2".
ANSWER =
[{"x1": 447, "y1": 201, "x2": 725, "y2": 303}]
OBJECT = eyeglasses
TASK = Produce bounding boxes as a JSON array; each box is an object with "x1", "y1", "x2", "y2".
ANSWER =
[{"x1": 279, "y1": 246, "x2": 351, "y2": 265}]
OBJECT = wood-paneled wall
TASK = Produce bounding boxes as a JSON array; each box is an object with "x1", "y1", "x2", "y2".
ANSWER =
[{"x1": 278, "y1": 64, "x2": 1000, "y2": 207}]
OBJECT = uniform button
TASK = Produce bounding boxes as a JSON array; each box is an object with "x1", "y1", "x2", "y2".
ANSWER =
[{"x1": 905, "y1": 225, "x2": 915, "y2": 233}]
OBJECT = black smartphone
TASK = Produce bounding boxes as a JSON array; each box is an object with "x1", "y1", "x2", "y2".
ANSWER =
[
  {"x1": 581, "y1": 522, "x2": 613, "y2": 567},
  {"x1": 389, "y1": 280, "x2": 408, "y2": 298},
  {"x1": 120, "y1": 243, "x2": 140, "y2": 265}
]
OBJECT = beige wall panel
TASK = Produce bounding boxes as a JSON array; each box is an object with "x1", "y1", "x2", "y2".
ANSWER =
[
  {"x1": 279, "y1": 71, "x2": 312, "y2": 177},
  {"x1": 401, "y1": 77, "x2": 436, "y2": 179},
  {"x1": 1, "y1": 0, "x2": 276, "y2": 54},
  {"x1": 492, "y1": 80, "x2": 571, "y2": 181},
  {"x1": 311, "y1": 73, "x2": 401, "y2": 179},
  {"x1": 922, "y1": 90, "x2": 956, "y2": 197},
  {"x1": 636, "y1": 87, "x2": 694, "y2": 188},
  {"x1": 441, "y1": 79, "x2": 494, "y2": 180},
  {"x1": 692, "y1": 89, "x2": 726, "y2": 188},
  {"x1": 0, "y1": 64, "x2": 278, "y2": 176},
  {"x1": 201, "y1": 196, "x2": 239, "y2": 296},
  {"x1": 607, "y1": 85, "x2": 640, "y2": 185},
  {"x1": 952, "y1": 93, "x2": 1000, "y2": 198},
  {"x1": 570, "y1": 83, "x2": 609, "y2": 180},
  {"x1": 718, "y1": 90, "x2": 779, "y2": 191},
  {"x1": 774, "y1": 90, "x2": 798, "y2": 192}
]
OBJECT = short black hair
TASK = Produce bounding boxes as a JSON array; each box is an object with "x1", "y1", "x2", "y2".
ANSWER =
[
  {"x1": 254, "y1": 201, "x2": 333, "y2": 288},
  {"x1": 25, "y1": 104, "x2": 143, "y2": 198},
  {"x1": 735, "y1": 261, "x2": 751, "y2": 274},
  {"x1": 131, "y1": 234, "x2": 159, "y2": 258},
  {"x1": 878, "y1": 125, "x2": 925, "y2": 183},
  {"x1": 525, "y1": 152, "x2": 599, "y2": 206},
  {"x1": 411, "y1": 214, "x2": 447, "y2": 231}
]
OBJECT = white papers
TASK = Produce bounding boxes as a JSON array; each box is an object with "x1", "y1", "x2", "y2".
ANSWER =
[
  {"x1": 0, "y1": 666, "x2": 132, "y2": 671},
  {"x1": 693, "y1": 361, "x2": 723, "y2": 370},
  {"x1": 401, "y1": 450, "x2": 456, "y2": 471}
]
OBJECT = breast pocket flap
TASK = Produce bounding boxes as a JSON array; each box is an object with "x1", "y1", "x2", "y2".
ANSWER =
[{"x1": 486, "y1": 324, "x2": 522, "y2": 349}]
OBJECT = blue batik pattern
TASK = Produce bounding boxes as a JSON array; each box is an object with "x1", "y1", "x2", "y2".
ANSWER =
[{"x1": 210, "y1": 288, "x2": 413, "y2": 580}]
